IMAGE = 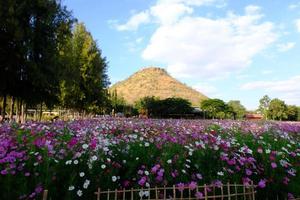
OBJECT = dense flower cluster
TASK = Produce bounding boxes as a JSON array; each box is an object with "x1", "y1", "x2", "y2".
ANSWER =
[{"x1": 0, "y1": 118, "x2": 299, "y2": 199}]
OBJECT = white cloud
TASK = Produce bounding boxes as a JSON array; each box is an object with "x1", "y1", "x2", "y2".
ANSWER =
[
  {"x1": 116, "y1": 11, "x2": 150, "y2": 31},
  {"x1": 277, "y1": 42, "x2": 295, "y2": 52},
  {"x1": 150, "y1": 2, "x2": 193, "y2": 25},
  {"x1": 241, "y1": 76, "x2": 300, "y2": 105},
  {"x1": 115, "y1": 0, "x2": 216, "y2": 30},
  {"x1": 295, "y1": 19, "x2": 300, "y2": 32},
  {"x1": 289, "y1": 2, "x2": 300, "y2": 9},
  {"x1": 142, "y1": 5, "x2": 277, "y2": 78},
  {"x1": 193, "y1": 82, "x2": 220, "y2": 98}
]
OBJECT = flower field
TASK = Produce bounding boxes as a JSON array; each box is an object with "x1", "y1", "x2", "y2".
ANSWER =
[{"x1": 0, "y1": 118, "x2": 300, "y2": 200}]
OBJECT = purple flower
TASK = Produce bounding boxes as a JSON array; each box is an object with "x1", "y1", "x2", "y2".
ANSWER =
[
  {"x1": 195, "y1": 191, "x2": 203, "y2": 199},
  {"x1": 258, "y1": 179, "x2": 266, "y2": 188},
  {"x1": 157, "y1": 169, "x2": 164, "y2": 177},
  {"x1": 246, "y1": 169, "x2": 252, "y2": 176},
  {"x1": 177, "y1": 183, "x2": 185, "y2": 192},
  {"x1": 196, "y1": 173, "x2": 203, "y2": 180},
  {"x1": 271, "y1": 162, "x2": 277, "y2": 169},
  {"x1": 189, "y1": 181, "x2": 197, "y2": 190},
  {"x1": 138, "y1": 177, "x2": 146, "y2": 186},
  {"x1": 1, "y1": 169, "x2": 8, "y2": 175}
]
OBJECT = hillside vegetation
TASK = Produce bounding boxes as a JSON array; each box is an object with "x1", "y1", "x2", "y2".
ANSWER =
[{"x1": 110, "y1": 67, "x2": 207, "y2": 106}]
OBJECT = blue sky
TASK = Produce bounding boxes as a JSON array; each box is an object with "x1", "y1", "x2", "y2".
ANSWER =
[{"x1": 63, "y1": 0, "x2": 300, "y2": 110}]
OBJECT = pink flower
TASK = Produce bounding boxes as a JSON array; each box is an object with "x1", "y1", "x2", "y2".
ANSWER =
[{"x1": 257, "y1": 147, "x2": 263, "y2": 154}]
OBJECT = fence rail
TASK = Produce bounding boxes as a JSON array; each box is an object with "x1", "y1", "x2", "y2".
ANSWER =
[{"x1": 41, "y1": 182, "x2": 300, "y2": 200}]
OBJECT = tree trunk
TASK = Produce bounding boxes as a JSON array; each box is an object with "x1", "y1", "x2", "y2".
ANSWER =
[
  {"x1": 39, "y1": 103, "x2": 43, "y2": 121},
  {"x1": 17, "y1": 99, "x2": 22, "y2": 123},
  {"x1": 21, "y1": 101, "x2": 24, "y2": 123},
  {"x1": 9, "y1": 96, "x2": 15, "y2": 121},
  {"x1": 1, "y1": 94, "x2": 7, "y2": 122}
]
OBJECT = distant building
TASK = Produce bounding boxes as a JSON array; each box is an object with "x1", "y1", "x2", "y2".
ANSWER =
[{"x1": 245, "y1": 113, "x2": 263, "y2": 120}]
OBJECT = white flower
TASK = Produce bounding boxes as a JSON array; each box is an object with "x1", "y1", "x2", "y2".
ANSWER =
[
  {"x1": 145, "y1": 182, "x2": 150, "y2": 187},
  {"x1": 101, "y1": 164, "x2": 106, "y2": 169},
  {"x1": 73, "y1": 160, "x2": 79, "y2": 165},
  {"x1": 136, "y1": 157, "x2": 139, "y2": 160},
  {"x1": 79, "y1": 172, "x2": 85, "y2": 177},
  {"x1": 68, "y1": 186, "x2": 75, "y2": 191},
  {"x1": 103, "y1": 147, "x2": 109, "y2": 152},
  {"x1": 123, "y1": 160, "x2": 127, "y2": 164},
  {"x1": 34, "y1": 162, "x2": 38, "y2": 166},
  {"x1": 91, "y1": 155, "x2": 97, "y2": 161},
  {"x1": 145, "y1": 171, "x2": 149, "y2": 176},
  {"x1": 144, "y1": 191, "x2": 150, "y2": 197},
  {"x1": 77, "y1": 190, "x2": 83, "y2": 197},
  {"x1": 83, "y1": 179, "x2": 90, "y2": 189},
  {"x1": 217, "y1": 171, "x2": 224, "y2": 176},
  {"x1": 82, "y1": 144, "x2": 89, "y2": 149},
  {"x1": 185, "y1": 164, "x2": 190, "y2": 168},
  {"x1": 182, "y1": 169, "x2": 186, "y2": 174},
  {"x1": 265, "y1": 149, "x2": 271, "y2": 154},
  {"x1": 107, "y1": 158, "x2": 111, "y2": 162},
  {"x1": 145, "y1": 142, "x2": 150, "y2": 147},
  {"x1": 167, "y1": 159, "x2": 172, "y2": 164},
  {"x1": 139, "y1": 190, "x2": 144, "y2": 198},
  {"x1": 65, "y1": 160, "x2": 72, "y2": 165},
  {"x1": 112, "y1": 176, "x2": 117, "y2": 182}
]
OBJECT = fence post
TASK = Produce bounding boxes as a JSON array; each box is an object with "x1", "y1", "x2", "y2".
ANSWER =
[
  {"x1": 123, "y1": 188, "x2": 126, "y2": 200},
  {"x1": 204, "y1": 184, "x2": 208, "y2": 200},
  {"x1": 173, "y1": 185, "x2": 176, "y2": 200},
  {"x1": 94, "y1": 188, "x2": 101, "y2": 200},
  {"x1": 227, "y1": 183, "x2": 231, "y2": 200},
  {"x1": 42, "y1": 190, "x2": 48, "y2": 200},
  {"x1": 114, "y1": 189, "x2": 117, "y2": 200},
  {"x1": 131, "y1": 188, "x2": 134, "y2": 200}
]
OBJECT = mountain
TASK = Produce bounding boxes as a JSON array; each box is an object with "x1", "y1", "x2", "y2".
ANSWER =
[{"x1": 110, "y1": 67, "x2": 208, "y2": 106}]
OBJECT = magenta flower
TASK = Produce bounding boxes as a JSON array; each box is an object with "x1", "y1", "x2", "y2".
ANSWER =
[
  {"x1": 138, "y1": 177, "x2": 146, "y2": 186},
  {"x1": 258, "y1": 179, "x2": 266, "y2": 188},
  {"x1": 195, "y1": 191, "x2": 203, "y2": 199},
  {"x1": 271, "y1": 162, "x2": 277, "y2": 169},
  {"x1": 189, "y1": 181, "x2": 197, "y2": 190},
  {"x1": 177, "y1": 183, "x2": 185, "y2": 192},
  {"x1": 246, "y1": 169, "x2": 252, "y2": 176}
]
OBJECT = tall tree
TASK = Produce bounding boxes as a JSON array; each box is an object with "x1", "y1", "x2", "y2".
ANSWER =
[
  {"x1": 258, "y1": 95, "x2": 271, "y2": 120},
  {"x1": 286, "y1": 105, "x2": 298, "y2": 121},
  {"x1": 200, "y1": 99, "x2": 227, "y2": 119},
  {"x1": 227, "y1": 100, "x2": 247, "y2": 120},
  {"x1": 60, "y1": 23, "x2": 109, "y2": 113},
  {"x1": 268, "y1": 98, "x2": 287, "y2": 121},
  {"x1": 0, "y1": 0, "x2": 74, "y2": 121}
]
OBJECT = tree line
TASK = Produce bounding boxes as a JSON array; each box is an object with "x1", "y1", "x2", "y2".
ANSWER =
[
  {"x1": 110, "y1": 91, "x2": 299, "y2": 121},
  {"x1": 0, "y1": 0, "x2": 109, "y2": 122}
]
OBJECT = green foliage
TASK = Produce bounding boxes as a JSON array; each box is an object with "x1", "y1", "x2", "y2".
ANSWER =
[
  {"x1": 268, "y1": 98, "x2": 287, "y2": 121},
  {"x1": 286, "y1": 105, "x2": 298, "y2": 121},
  {"x1": 258, "y1": 95, "x2": 271, "y2": 120},
  {"x1": 59, "y1": 23, "x2": 109, "y2": 113},
  {"x1": 227, "y1": 100, "x2": 246, "y2": 119},
  {"x1": 200, "y1": 99, "x2": 227, "y2": 119},
  {"x1": 0, "y1": 0, "x2": 74, "y2": 107},
  {"x1": 135, "y1": 97, "x2": 193, "y2": 118}
]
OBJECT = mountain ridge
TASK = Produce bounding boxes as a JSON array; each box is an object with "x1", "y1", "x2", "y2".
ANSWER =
[{"x1": 110, "y1": 67, "x2": 208, "y2": 106}]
